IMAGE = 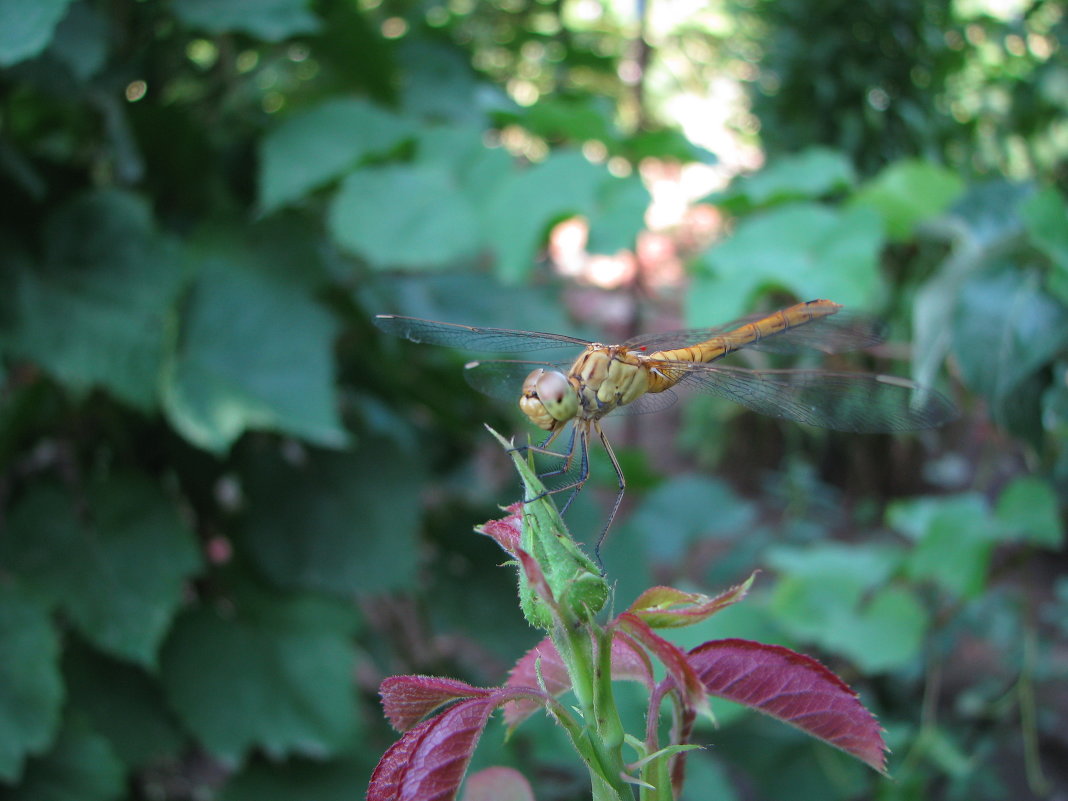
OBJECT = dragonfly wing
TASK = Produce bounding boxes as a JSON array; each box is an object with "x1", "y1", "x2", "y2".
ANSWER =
[
  {"x1": 664, "y1": 363, "x2": 956, "y2": 432},
  {"x1": 624, "y1": 309, "x2": 885, "y2": 355},
  {"x1": 462, "y1": 359, "x2": 570, "y2": 403},
  {"x1": 374, "y1": 315, "x2": 591, "y2": 352},
  {"x1": 614, "y1": 387, "x2": 679, "y2": 416}
]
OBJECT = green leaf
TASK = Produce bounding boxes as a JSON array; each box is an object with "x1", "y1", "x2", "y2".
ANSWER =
[
  {"x1": 219, "y1": 755, "x2": 372, "y2": 801},
  {"x1": 850, "y1": 159, "x2": 965, "y2": 240},
  {"x1": 63, "y1": 643, "x2": 184, "y2": 768},
  {"x1": 0, "y1": 0, "x2": 74, "y2": 67},
  {"x1": 715, "y1": 147, "x2": 856, "y2": 214},
  {"x1": 1, "y1": 719, "x2": 125, "y2": 801},
  {"x1": 586, "y1": 174, "x2": 650, "y2": 255},
  {"x1": 686, "y1": 202, "x2": 884, "y2": 325},
  {"x1": 160, "y1": 597, "x2": 360, "y2": 761},
  {"x1": 824, "y1": 586, "x2": 928, "y2": 674},
  {"x1": 893, "y1": 493, "x2": 995, "y2": 598},
  {"x1": 0, "y1": 586, "x2": 63, "y2": 782},
  {"x1": 240, "y1": 441, "x2": 424, "y2": 596},
  {"x1": 259, "y1": 99, "x2": 415, "y2": 214},
  {"x1": 1021, "y1": 186, "x2": 1068, "y2": 304},
  {"x1": 951, "y1": 268, "x2": 1068, "y2": 437},
  {"x1": 162, "y1": 265, "x2": 347, "y2": 453},
  {"x1": 1, "y1": 476, "x2": 201, "y2": 667},
  {"x1": 627, "y1": 475, "x2": 755, "y2": 564},
  {"x1": 47, "y1": 1, "x2": 109, "y2": 82},
  {"x1": 994, "y1": 476, "x2": 1064, "y2": 547},
  {"x1": 328, "y1": 163, "x2": 480, "y2": 269},
  {"x1": 481, "y1": 150, "x2": 606, "y2": 281},
  {"x1": 8, "y1": 190, "x2": 186, "y2": 410},
  {"x1": 172, "y1": 0, "x2": 319, "y2": 41}
]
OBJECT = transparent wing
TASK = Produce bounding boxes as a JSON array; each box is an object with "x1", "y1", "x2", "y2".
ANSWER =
[
  {"x1": 374, "y1": 315, "x2": 591, "y2": 352},
  {"x1": 623, "y1": 309, "x2": 885, "y2": 355},
  {"x1": 462, "y1": 359, "x2": 570, "y2": 402},
  {"x1": 660, "y1": 362, "x2": 957, "y2": 432}
]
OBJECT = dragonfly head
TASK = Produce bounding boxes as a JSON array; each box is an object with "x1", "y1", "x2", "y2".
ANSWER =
[{"x1": 519, "y1": 369, "x2": 579, "y2": 430}]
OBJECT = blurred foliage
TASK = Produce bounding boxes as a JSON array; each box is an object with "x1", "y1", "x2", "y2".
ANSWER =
[{"x1": 0, "y1": 0, "x2": 1066, "y2": 800}]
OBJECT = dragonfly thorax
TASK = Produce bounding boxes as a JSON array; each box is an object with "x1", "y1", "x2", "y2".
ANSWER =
[{"x1": 520, "y1": 368, "x2": 579, "y2": 430}]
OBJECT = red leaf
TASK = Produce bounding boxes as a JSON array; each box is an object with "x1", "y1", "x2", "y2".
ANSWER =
[
  {"x1": 380, "y1": 675, "x2": 491, "y2": 732},
  {"x1": 461, "y1": 767, "x2": 535, "y2": 801},
  {"x1": 503, "y1": 637, "x2": 570, "y2": 727},
  {"x1": 626, "y1": 574, "x2": 756, "y2": 628},
  {"x1": 503, "y1": 633, "x2": 655, "y2": 728},
  {"x1": 687, "y1": 639, "x2": 887, "y2": 773},
  {"x1": 475, "y1": 503, "x2": 523, "y2": 556},
  {"x1": 368, "y1": 696, "x2": 497, "y2": 801},
  {"x1": 618, "y1": 613, "x2": 710, "y2": 718}
]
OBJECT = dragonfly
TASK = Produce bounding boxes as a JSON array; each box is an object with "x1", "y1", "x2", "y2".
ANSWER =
[{"x1": 374, "y1": 299, "x2": 955, "y2": 552}]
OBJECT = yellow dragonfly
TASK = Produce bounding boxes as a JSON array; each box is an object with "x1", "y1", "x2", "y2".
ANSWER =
[{"x1": 375, "y1": 299, "x2": 955, "y2": 545}]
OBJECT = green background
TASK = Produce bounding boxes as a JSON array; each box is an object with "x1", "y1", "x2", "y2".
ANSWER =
[{"x1": 1, "y1": 0, "x2": 1066, "y2": 799}]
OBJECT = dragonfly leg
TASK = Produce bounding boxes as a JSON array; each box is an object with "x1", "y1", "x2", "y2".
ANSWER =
[{"x1": 593, "y1": 421, "x2": 626, "y2": 568}]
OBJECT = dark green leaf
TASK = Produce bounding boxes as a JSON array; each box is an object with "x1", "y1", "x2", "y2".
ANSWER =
[
  {"x1": 1, "y1": 476, "x2": 201, "y2": 666},
  {"x1": 8, "y1": 190, "x2": 186, "y2": 410},
  {"x1": 687, "y1": 202, "x2": 884, "y2": 324},
  {"x1": 0, "y1": 719, "x2": 125, "y2": 801},
  {"x1": 240, "y1": 441, "x2": 424, "y2": 596},
  {"x1": 259, "y1": 99, "x2": 415, "y2": 213},
  {"x1": 63, "y1": 642, "x2": 184, "y2": 768},
  {"x1": 172, "y1": 0, "x2": 320, "y2": 41},
  {"x1": 46, "y1": 1, "x2": 109, "y2": 82},
  {"x1": 0, "y1": 0, "x2": 74, "y2": 67},
  {"x1": 994, "y1": 476, "x2": 1064, "y2": 547},
  {"x1": 1021, "y1": 186, "x2": 1068, "y2": 305},
  {"x1": 162, "y1": 265, "x2": 347, "y2": 453},
  {"x1": 160, "y1": 599, "x2": 360, "y2": 761},
  {"x1": 951, "y1": 268, "x2": 1068, "y2": 432},
  {"x1": 0, "y1": 585, "x2": 63, "y2": 782},
  {"x1": 328, "y1": 164, "x2": 480, "y2": 269},
  {"x1": 627, "y1": 475, "x2": 755, "y2": 564},
  {"x1": 218, "y1": 755, "x2": 372, "y2": 801},
  {"x1": 849, "y1": 159, "x2": 964, "y2": 240}
]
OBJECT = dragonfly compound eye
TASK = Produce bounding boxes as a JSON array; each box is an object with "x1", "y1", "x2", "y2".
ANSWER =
[
  {"x1": 519, "y1": 369, "x2": 578, "y2": 429},
  {"x1": 535, "y1": 370, "x2": 578, "y2": 422}
]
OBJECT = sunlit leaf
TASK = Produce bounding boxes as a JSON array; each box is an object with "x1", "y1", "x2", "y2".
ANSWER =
[
  {"x1": 687, "y1": 202, "x2": 883, "y2": 325},
  {"x1": 715, "y1": 148, "x2": 855, "y2": 214},
  {"x1": 850, "y1": 159, "x2": 964, "y2": 240},
  {"x1": 329, "y1": 164, "x2": 481, "y2": 269},
  {"x1": 0, "y1": 586, "x2": 63, "y2": 782},
  {"x1": 687, "y1": 639, "x2": 887, "y2": 773},
  {"x1": 259, "y1": 99, "x2": 415, "y2": 213}
]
